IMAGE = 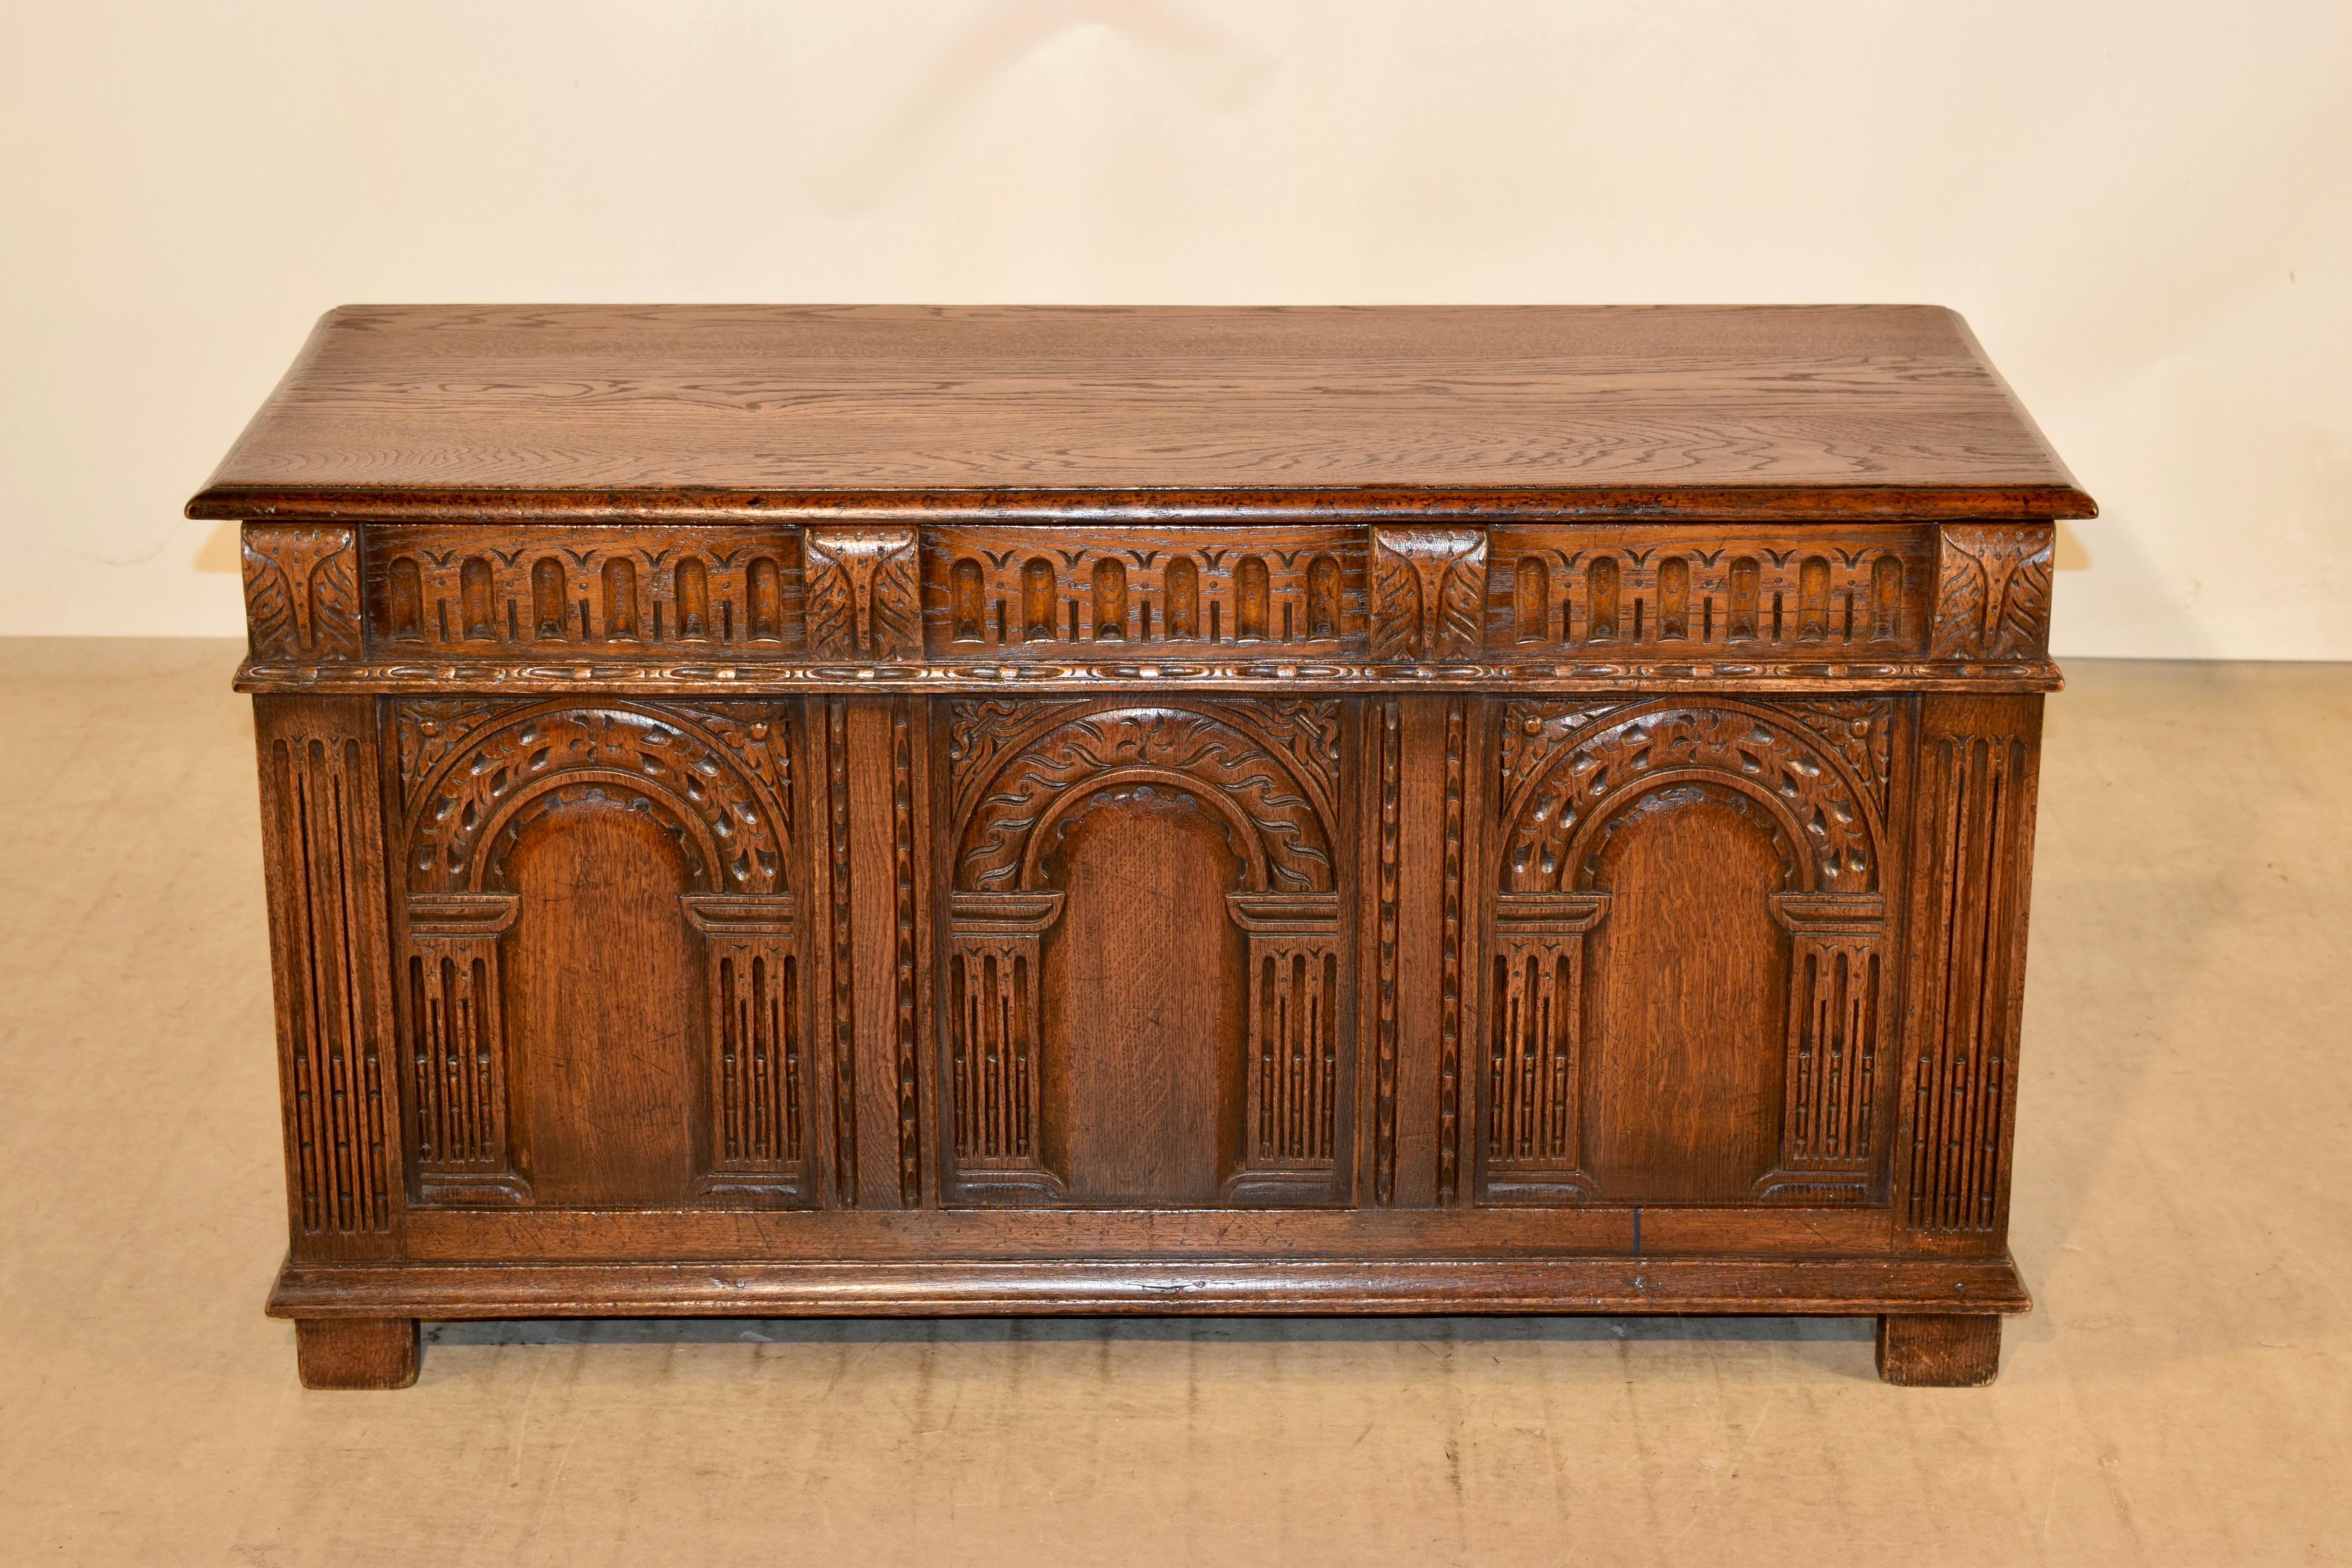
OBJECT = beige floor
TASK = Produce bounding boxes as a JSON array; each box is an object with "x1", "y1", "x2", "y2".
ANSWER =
[{"x1": 1, "y1": 641, "x2": 2346, "y2": 1566}]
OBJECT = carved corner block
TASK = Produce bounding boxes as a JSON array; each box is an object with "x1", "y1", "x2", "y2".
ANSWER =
[
  {"x1": 806, "y1": 527, "x2": 920, "y2": 661},
  {"x1": 1930, "y1": 524, "x2": 2053, "y2": 661},
  {"x1": 1370, "y1": 527, "x2": 1488, "y2": 661},
  {"x1": 243, "y1": 523, "x2": 362, "y2": 661}
]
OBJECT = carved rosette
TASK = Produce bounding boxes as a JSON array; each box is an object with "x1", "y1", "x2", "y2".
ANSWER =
[
  {"x1": 244, "y1": 523, "x2": 362, "y2": 661},
  {"x1": 1370, "y1": 526, "x2": 1488, "y2": 661},
  {"x1": 392, "y1": 699, "x2": 806, "y2": 1204},
  {"x1": 945, "y1": 699, "x2": 1346, "y2": 1200},
  {"x1": 1489, "y1": 699, "x2": 1894, "y2": 1203},
  {"x1": 1930, "y1": 524, "x2": 2054, "y2": 661},
  {"x1": 806, "y1": 527, "x2": 920, "y2": 661}
]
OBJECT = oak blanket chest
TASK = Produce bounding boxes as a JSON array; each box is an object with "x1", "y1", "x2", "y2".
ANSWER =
[{"x1": 190, "y1": 304, "x2": 2091, "y2": 1388}]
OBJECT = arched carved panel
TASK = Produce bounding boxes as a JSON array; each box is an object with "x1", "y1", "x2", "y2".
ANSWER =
[
  {"x1": 944, "y1": 699, "x2": 1350, "y2": 1206},
  {"x1": 390, "y1": 699, "x2": 806, "y2": 1207},
  {"x1": 1484, "y1": 698, "x2": 1896, "y2": 1205}
]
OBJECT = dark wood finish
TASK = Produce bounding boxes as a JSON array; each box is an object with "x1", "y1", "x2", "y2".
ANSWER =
[
  {"x1": 207, "y1": 305, "x2": 2084, "y2": 1388},
  {"x1": 1876, "y1": 1313, "x2": 2004, "y2": 1387},
  {"x1": 191, "y1": 305, "x2": 2091, "y2": 522}
]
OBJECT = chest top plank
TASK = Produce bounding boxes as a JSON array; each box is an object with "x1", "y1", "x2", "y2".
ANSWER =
[{"x1": 187, "y1": 304, "x2": 2092, "y2": 524}]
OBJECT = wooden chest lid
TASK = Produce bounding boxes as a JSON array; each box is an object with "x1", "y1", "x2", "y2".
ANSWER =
[{"x1": 187, "y1": 303, "x2": 2093, "y2": 524}]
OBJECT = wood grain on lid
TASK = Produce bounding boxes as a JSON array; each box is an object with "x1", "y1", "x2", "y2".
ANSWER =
[{"x1": 188, "y1": 304, "x2": 2093, "y2": 523}]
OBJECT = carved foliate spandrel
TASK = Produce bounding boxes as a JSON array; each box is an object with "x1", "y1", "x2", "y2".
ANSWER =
[
  {"x1": 1781, "y1": 697, "x2": 1899, "y2": 817},
  {"x1": 1371, "y1": 527, "x2": 1488, "y2": 661},
  {"x1": 1498, "y1": 699, "x2": 1626, "y2": 800},
  {"x1": 806, "y1": 527, "x2": 920, "y2": 661},
  {"x1": 1931, "y1": 524, "x2": 2053, "y2": 661},
  {"x1": 245, "y1": 523, "x2": 362, "y2": 661}
]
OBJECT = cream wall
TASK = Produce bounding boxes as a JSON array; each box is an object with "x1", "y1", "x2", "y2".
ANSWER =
[{"x1": 4, "y1": 0, "x2": 2346, "y2": 656}]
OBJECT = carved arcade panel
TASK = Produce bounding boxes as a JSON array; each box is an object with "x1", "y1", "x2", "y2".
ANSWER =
[
  {"x1": 389, "y1": 697, "x2": 809, "y2": 1206},
  {"x1": 360, "y1": 525, "x2": 808, "y2": 657},
  {"x1": 1483, "y1": 525, "x2": 1938, "y2": 660},
  {"x1": 921, "y1": 526, "x2": 1367, "y2": 658},
  {"x1": 1483, "y1": 697, "x2": 1903, "y2": 1205},
  {"x1": 943, "y1": 698, "x2": 1351, "y2": 1205}
]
